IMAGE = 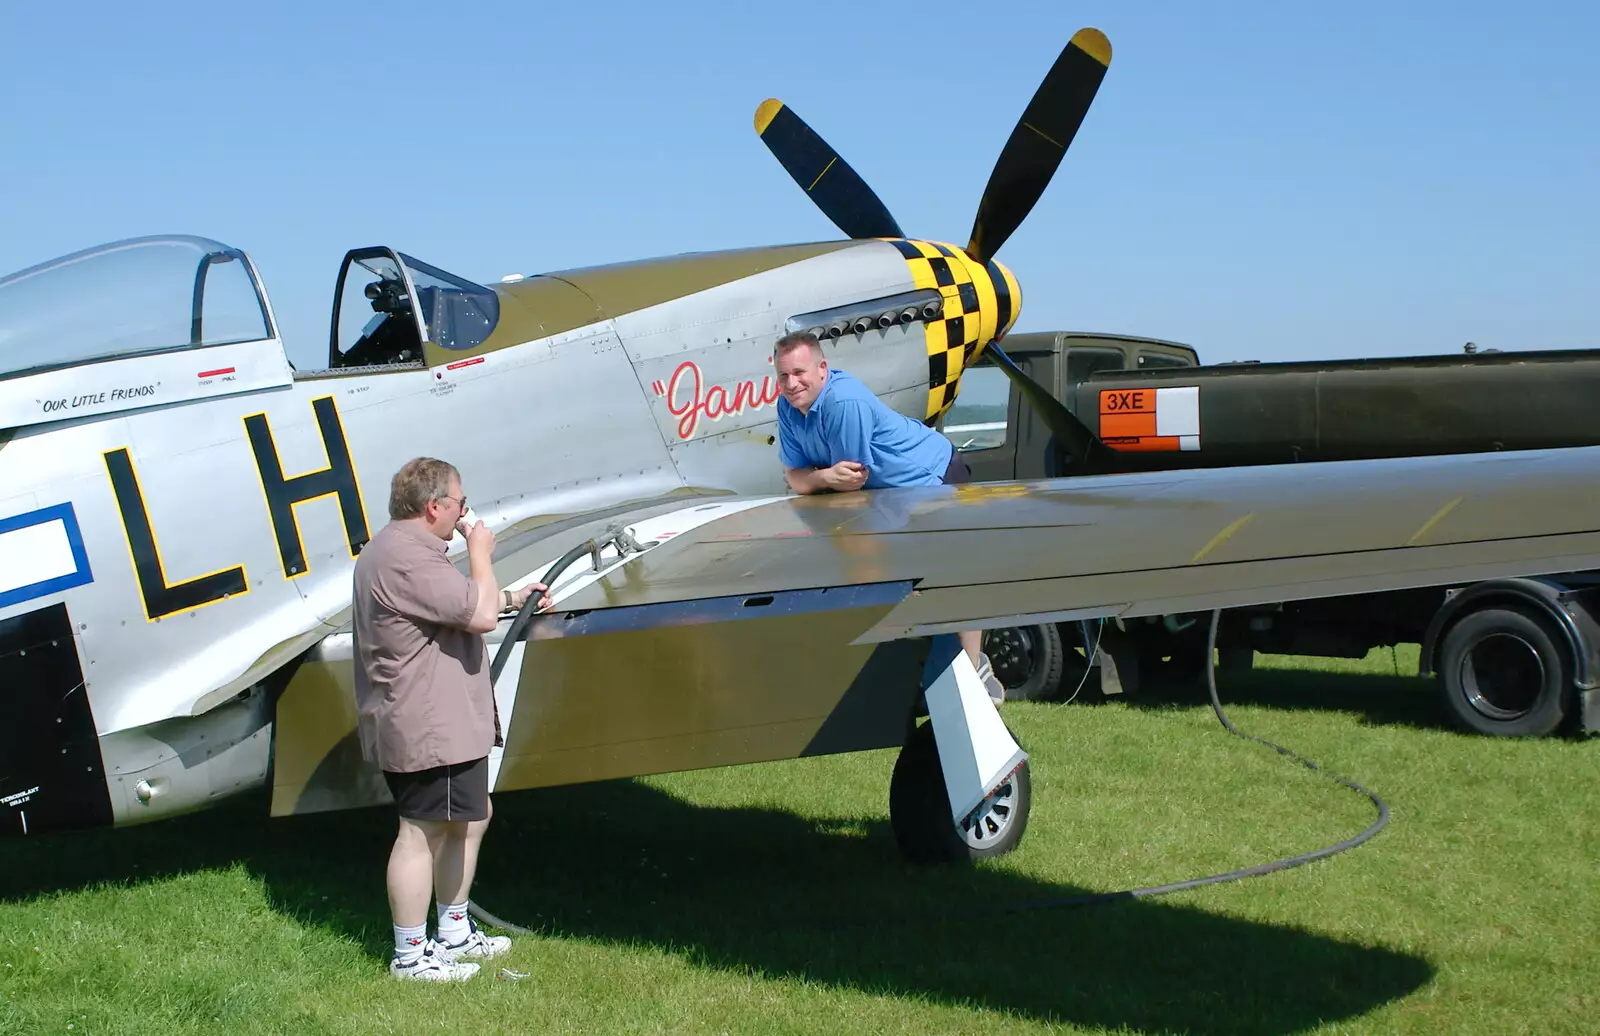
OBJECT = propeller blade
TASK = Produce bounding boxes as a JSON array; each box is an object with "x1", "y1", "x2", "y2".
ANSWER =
[
  {"x1": 985, "y1": 343, "x2": 1108, "y2": 475},
  {"x1": 965, "y1": 28, "x2": 1112, "y2": 263},
  {"x1": 754, "y1": 98, "x2": 905, "y2": 240}
]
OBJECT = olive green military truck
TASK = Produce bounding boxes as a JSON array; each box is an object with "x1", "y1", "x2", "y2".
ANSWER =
[{"x1": 944, "y1": 332, "x2": 1600, "y2": 738}]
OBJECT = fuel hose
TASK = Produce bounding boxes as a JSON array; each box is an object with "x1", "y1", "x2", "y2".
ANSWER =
[{"x1": 471, "y1": 606, "x2": 1390, "y2": 933}]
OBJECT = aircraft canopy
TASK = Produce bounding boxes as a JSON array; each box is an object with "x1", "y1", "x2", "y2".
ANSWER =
[
  {"x1": 0, "y1": 235, "x2": 278, "y2": 381},
  {"x1": 0, "y1": 236, "x2": 293, "y2": 431}
]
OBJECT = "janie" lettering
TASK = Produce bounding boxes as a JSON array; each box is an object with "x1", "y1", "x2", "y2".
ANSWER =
[{"x1": 652, "y1": 360, "x2": 780, "y2": 439}]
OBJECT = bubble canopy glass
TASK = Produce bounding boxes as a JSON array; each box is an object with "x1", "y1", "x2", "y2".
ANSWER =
[{"x1": 0, "y1": 235, "x2": 277, "y2": 380}]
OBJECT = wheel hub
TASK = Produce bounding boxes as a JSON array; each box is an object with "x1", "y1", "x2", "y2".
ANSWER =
[
  {"x1": 957, "y1": 772, "x2": 1018, "y2": 850},
  {"x1": 1460, "y1": 631, "x2": 1545, "y2": 721},
  {"x1": 982, "y1": 627, "x2": 1035, "y2": 686}
]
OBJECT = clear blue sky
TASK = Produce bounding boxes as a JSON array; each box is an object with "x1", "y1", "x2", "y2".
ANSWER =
[{"x1": 3, "y1": 1, "x2": 1594, "y2": 371}]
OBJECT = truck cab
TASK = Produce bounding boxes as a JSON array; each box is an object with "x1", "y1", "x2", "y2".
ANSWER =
[
  {"x1": 935, "y1": 333, "x2": 1197, "y2": 704},
  {"x1": 941, "y1": 331, "x2": 1198, "y2": 480}
]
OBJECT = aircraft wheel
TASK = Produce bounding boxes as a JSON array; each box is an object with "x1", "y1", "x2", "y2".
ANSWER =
[
  {"x1": 982, "y1": 624, "x2": 1065, "y2": 701},
  {"x1": 889, "y1": 720, "x2": 1031, "y2": 864},
  {"x1": 1438, "y1": 605, "x2": 1571, "y2": 737}
]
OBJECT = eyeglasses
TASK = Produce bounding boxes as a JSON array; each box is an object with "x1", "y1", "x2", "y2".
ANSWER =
[{"x1": 437, "y1": 494, "x2": 467, "y2": 512}]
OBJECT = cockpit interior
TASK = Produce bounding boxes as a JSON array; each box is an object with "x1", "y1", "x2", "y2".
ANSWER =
[{"x1": 327, "y1": 247, "x2": 500, "y2": 369}]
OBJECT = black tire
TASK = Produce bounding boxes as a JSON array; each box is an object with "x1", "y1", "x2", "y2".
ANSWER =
[
  {"x1": 889, "y1": 720, "x2": 1031, "y2": 864},
  {"x1": 1437, "y1": 605, "x2": 1571, "y2": 737},
  {"x1": 982, "y1": 624, "x2": 1065, "y2": 702}
]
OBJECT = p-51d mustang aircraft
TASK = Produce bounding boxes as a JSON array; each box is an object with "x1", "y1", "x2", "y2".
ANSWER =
[{"x1": 5, "y1": 28, "x2": 1600, "y2": 863}]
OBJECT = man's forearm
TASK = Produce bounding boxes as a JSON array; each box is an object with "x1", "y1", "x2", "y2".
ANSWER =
[
  {"x1": 466, "y1": 547, "x2": 500, "y2": 633},
  {"x1": 785, "y1": 467, "x2": 828, "y2": 494}
]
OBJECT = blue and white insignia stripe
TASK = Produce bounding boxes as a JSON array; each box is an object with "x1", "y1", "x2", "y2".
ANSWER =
[{"x1": 0, "y1": 503, "x2": 94, "y2": 610}]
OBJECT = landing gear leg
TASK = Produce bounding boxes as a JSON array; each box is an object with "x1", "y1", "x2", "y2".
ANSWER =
[{"x1": 890, "y1": 636, "x2": 1032, "y2": 863}]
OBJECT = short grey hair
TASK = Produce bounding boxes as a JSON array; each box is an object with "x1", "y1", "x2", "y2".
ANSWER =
[
  {"x1": 773, "y1": 330, "x2": 824, "y2": 360},
  {"x1": 388, "y1": 457, "x2": 460, "y2": 520}
]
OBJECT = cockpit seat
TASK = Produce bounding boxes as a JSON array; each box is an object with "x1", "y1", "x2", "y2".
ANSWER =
[{"x1": 337, "y1": 278, "x2": 423, "y2": 367}]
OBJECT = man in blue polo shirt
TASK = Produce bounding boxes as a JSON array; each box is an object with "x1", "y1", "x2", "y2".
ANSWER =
[{"x1": 773, "y1": 330, "x2": 1006, "y2": 701}]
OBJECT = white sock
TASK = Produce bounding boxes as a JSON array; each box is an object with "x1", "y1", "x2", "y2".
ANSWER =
[
  {"x1": 393, "y1": 922, "x2": 428, "y2": 962},
  {"x1": 437, "y1": 901, "x2": 471, "y2": 946}
]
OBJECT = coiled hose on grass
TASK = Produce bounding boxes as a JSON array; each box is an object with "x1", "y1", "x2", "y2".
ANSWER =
[{"x1": 470, "y1": 607, "x2": 1390, "y2": 932}]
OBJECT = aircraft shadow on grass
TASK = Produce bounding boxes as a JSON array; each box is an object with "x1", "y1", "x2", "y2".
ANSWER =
[
  {"x1": 1116, "y1": 661, "x2": 1461, "y2": 735},
  {"x1": 4, "y1": 772, "x2": 1430, "y2": 1035}
]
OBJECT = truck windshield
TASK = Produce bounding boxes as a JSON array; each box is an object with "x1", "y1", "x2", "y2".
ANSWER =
[{"x1": 944, "y1": 366, "x2": 1010, "y2": 449}]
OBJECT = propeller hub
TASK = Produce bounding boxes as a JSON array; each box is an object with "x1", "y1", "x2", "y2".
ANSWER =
[{"x1": 888, "y1": 240, "x2": 1023, "y2": 420}]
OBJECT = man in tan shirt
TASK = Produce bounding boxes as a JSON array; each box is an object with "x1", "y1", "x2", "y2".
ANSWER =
[{"x1": 353, "y1": 457, "x2": 550, "y2": 982}]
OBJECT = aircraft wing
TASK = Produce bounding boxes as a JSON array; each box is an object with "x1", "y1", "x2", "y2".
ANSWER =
[
  {"x1": 508, "y1": 444, "x2": 1600, "y2": 640},
  {"x1": 272, "y1": 444, "x2": 1600, "y2": 816}
]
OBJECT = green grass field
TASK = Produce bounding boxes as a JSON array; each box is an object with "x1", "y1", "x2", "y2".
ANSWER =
[{"x1": 3, "y1": 648, "x2": 1596, "y2": 1035}]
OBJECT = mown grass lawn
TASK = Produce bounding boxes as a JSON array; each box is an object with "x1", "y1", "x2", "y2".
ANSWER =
[{"x1": 3, "y1": 647, "x2": 1596, "y2": 1035}]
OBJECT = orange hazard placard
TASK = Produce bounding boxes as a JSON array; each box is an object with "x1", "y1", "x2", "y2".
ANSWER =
[
  {"x1": 1098, "y1": 386, "x2": 1201, "y2": 452},
  {"x1": 1100, "y1": 389, "x2": 1156, "y2": 414},
  {"x1": 1099, "y1": 388, "x2": 1156, "y2": 438}
]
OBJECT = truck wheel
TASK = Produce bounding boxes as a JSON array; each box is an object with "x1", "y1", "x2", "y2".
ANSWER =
[
  {"x1": 982, "y1": 624, "x2": 1065, "y2": 701},
  {"x1": 889, "y1": 720, "x2": 1031, "y2": 864},
  {"x1": 1437, "y1": 606, "x2": 1571, "y2": 737}
]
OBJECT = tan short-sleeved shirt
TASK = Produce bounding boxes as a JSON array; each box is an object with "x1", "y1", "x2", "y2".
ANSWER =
[{"x1": 352, "y1": 520, "x2": 498, "y2": 773}]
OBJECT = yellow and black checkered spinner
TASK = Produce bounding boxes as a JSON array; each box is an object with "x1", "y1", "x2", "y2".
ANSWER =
[{"x1": 890, "y1": 239, "x2": 1022, "y2": 421}]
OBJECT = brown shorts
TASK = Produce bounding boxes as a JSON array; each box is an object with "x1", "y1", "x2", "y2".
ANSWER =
[
  {"x1": 942, "y1": 451, "x2": 973, "y2": 485},
  {"x1": 384, "y1": 757, "x2": 489, "y2": 822}
]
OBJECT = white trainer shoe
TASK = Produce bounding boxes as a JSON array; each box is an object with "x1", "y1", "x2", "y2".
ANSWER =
[
  {"x1": 390, "y1": 942, "x2": 480, "y2": 982},
  {"x1": 438, "y1": 919, "x2": 511, "y2": 961},
  {"x1": 976, "y1": 653, "x2": 1007, "y2": 703}
]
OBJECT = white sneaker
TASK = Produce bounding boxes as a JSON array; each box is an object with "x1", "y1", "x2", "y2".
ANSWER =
[
  {"x1": 390, "y1": 942, "x2": 480, "y2": 982},
  {"x1": 976, "y1": 653, "x2": 1007, "y2": 703},
  {"x1": 438, "y1": 919, "x2": 511, "y2": 961}
]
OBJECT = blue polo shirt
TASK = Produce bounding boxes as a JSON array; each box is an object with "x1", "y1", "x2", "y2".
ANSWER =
[{"x1": 776, "y1": 368, "x2": 954, "y2": 489}]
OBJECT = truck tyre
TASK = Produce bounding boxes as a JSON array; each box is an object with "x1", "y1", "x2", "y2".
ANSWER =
[
  {"x1": 889, "y1": 720, "x2": 1031, "y2": 864},
  {"x1": 982, "y1": 624, "x2": 1065, "y2": 702},
  {"x1": 1437, "y1": 605, "x2": 1571, "y2": 737}
]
